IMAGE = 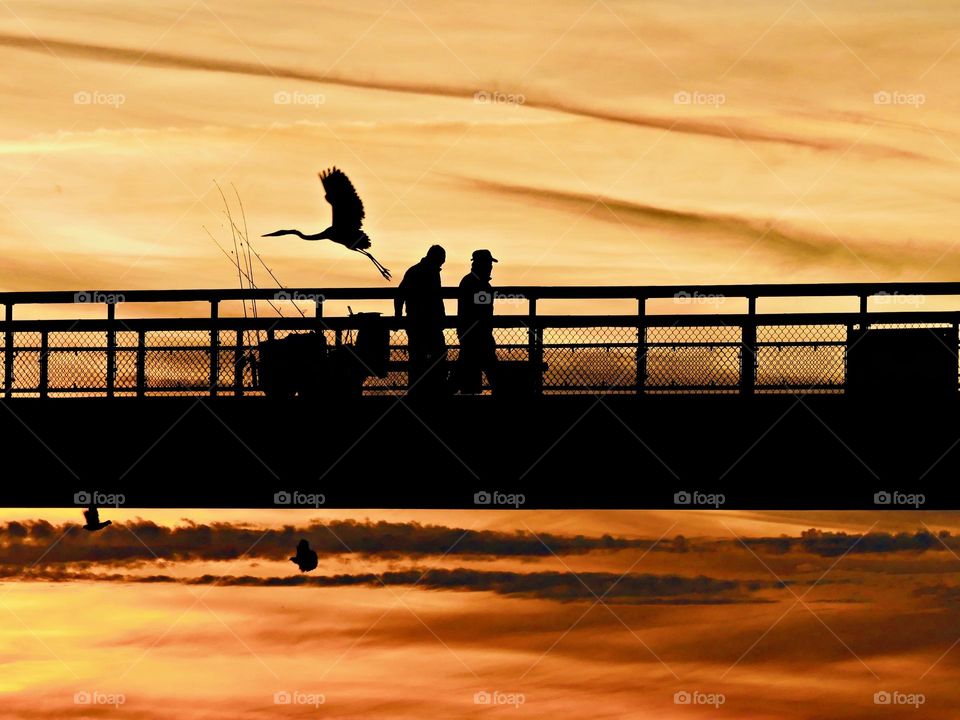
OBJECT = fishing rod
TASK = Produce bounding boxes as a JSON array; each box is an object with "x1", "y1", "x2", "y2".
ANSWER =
[
  {"x1": 215, "y1": 181, "x2": 257, "y2": 324},
  {"x1": 204, "y1": 227, "x2": 292, "y2": 318}
]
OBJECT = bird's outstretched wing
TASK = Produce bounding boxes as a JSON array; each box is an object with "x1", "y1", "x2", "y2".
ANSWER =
[
  {"x1": 84, "y1": 507, "x2": 99, "y2": 525},
  {"x1": 319, "y1": 167, "x2": 364, "y2": 231}
]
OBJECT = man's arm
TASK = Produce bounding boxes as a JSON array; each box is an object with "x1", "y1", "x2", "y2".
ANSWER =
[{"x1": 394, "y1": 271, "x2": 408, "y2": 317}]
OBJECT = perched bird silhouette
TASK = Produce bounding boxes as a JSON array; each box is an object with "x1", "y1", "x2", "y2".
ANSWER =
[
  {"x1": 290, "y1": 539, "x2": 318, "y2": 573},
  {"x1": 82, "y1": 505, "x2": 112, "y2": 532},
  {"x1": 263, "y1": 167, "x2": 391, "y2": 280}
]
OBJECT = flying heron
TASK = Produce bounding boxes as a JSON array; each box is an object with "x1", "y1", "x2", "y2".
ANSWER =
[{"x1": 262, "y1": 167, "x2": 391, "y2": 280}]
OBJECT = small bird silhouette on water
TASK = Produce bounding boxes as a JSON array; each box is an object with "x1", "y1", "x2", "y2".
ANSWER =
[
  {"x1": 263, "y1": 167, "x2": 391, "y2": 280},
  {"x1": 82, "y1": 505, "x2": 112, "y2": 532},
  {"x1": 290, "y1": 539, "x2": 318, "y2": 573}
]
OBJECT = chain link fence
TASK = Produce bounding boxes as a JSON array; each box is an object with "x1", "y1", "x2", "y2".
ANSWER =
[{"x1": 1, "y1": 320, "x2": 958, "y2": 397}]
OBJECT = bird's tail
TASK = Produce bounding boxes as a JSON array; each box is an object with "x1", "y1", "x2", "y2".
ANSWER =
[{"x1": 350, "y1": 231, "x2": 372, "y2": 250}]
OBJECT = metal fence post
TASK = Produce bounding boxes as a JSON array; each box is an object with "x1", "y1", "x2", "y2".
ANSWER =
[
  {"x1": 106, "y1": 302, "x2": 116, "y2": 398},
  {"x1": 528, "y1": 297, "x2": 543, "y2": 395},
  {"x1": 39, "y1": 330, "x2": 48, "y2": 399},
  {"x1": 210, "y1": 300, "x2": 219, "y2": 397},
  {"x1": 136, "y1": 330, "x2": 146, "y2": 397},
  {"x1": 955, "y1": 318, "x2": 960, "y2": 395},
  {"x1": 4, "y1": 302, "x2": 13, "y2": 398},
  {"x1": 636, "y1": 297, "x2": 646, "y2": 395},
  {"x1": 740, "y1": 296, "x2": 757, "y2": 395},
  {"x1": 234, "y1": 329, "x2": 244, "y2": 396}
]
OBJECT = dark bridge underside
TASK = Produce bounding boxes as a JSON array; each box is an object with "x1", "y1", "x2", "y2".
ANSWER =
[{"x1": 4, "y1": 395, "x2": 957, "y2": 508}]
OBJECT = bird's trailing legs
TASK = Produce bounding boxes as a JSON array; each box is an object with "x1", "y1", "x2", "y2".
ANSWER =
[{"x1": 357, "y1": 249, "x2": 391, "y2": 280}]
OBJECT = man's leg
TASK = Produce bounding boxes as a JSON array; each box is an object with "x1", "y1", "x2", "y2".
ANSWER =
[
  {"x1": 479, "y1": 334, "x2": 498, "y2": 393},
  {"x1": 406, "y1": 327, "x2": 426, "y2": 396},
  {"x1": 458, "y1": 337, "x2": 484, "y2": 394}
]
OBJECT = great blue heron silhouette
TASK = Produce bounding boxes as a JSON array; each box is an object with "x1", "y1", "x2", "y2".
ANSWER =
[
  {"x1": 290, "y1": 539, "x2": 318, "y2": 573},
  {"x1": 262, "y1": 167, "x2": 391, "y2": 280},
  {"x1": 82, "y1": 505, "x2": 112, "y2": 532}
]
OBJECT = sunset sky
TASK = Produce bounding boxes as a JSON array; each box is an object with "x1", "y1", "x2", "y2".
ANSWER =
[
  {"x1": 4, "y1": 4, "x2": 960, "y2": 717},
  {"x1": 2, "y1": 0, "x2": 960, "y2": 304},
  {"x1": 2, "y1": 509, "x2": 960, "y2": 718}
]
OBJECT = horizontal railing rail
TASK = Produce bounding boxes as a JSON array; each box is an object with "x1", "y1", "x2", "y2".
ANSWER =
[{"x1": 4, "y1": 281, "x2": 960, "y2": 306}]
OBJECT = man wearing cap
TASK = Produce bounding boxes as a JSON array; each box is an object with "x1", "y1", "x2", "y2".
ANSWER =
[{"x1": 454, "y1": 249, "x2": 499, "y2": 394}]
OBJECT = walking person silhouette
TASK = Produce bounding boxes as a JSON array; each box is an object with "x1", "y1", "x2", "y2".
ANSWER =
[
  {"x1": 395, "y1": 245, "x2": 447, "y2": 397},
  {"x1": 454, "y1": 250, "x2": 499, "y2": 394}
]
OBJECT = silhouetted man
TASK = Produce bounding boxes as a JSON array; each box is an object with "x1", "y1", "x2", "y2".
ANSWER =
[
  {"x1": 454, "y1": 249, "x2": 498, "y2": 394},
  {"x1": 395, "y1": 245, "x2": 447, "y2": 396}
]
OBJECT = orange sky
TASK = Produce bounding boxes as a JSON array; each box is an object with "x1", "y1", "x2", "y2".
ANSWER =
[
  {"x1": 2, "y1": 509, "x2": 960, "y2": 718},
  {"x1": 4, "y1": 4, "x2": 960, "y2": 716},
  {"x1": 2, "y1": 0, "x2": 960, "y2": 302}
]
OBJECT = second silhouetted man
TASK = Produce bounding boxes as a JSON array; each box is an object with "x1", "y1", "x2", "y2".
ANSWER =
[{"x1": 454, "y1": 249, "x2": 499, "y2": 394}]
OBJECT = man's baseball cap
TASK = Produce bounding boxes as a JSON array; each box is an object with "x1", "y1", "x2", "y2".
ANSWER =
[{"x1": 472, "y1": 249, "x2": 498, "y2": 263}]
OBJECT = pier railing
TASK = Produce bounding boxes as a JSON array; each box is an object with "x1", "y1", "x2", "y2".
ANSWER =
[{"x1": 2, "y1": 283, "x2": 959, "y2": 397}]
